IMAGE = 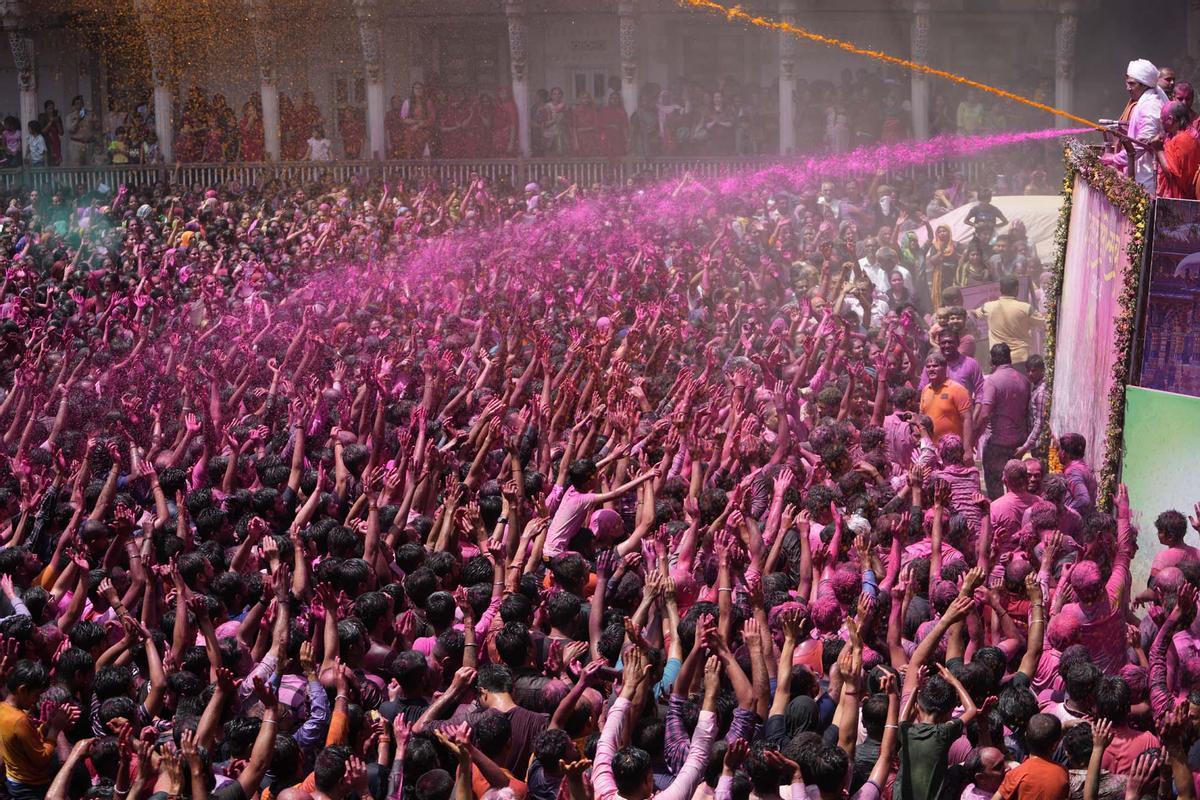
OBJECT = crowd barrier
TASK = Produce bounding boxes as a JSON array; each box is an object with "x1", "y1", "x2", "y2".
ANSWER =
[{"x1": 0, "y1": 155, "x2": 993, "y2": 193}]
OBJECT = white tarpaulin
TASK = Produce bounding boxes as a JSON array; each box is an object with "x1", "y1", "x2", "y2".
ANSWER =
[{"x1": 914, "y1": 195, "x2": 1063, "y2": 263}]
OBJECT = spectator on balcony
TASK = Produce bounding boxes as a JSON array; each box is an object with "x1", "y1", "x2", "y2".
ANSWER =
[
  {"x1": 473, "y1": 91, "x2": 495, "y2": 157},
  {"x1": 571, "y1": 91, "x2": 602, "y2": 157},
  {"x1": 931, "y1": 92, "x2": 955, "y2": 136},
  {"x1": 492, "y1": 87, "x2": 519, "y2": 157},
  {"x1": 400, "y1": 82, "x2": 436, "y2": 159},
  {"x1": 439, "y1": 87, "x2": 476, "y2": 159},
  {"x1": 177, "y1": 91, "x2": 208, "y2": 163},
  {"x1": 656, "y1": 88, "x2": 683, "y2": 155},
  {"x1": 306, "y1": 125, "x2": 334, "y2": 162},
  {"x1": 297, "y1": 91, "x2": 324, "y2": 144},
  {"x1": 107, "y1": 126, "x2": 131, "y2": 165},
  {"x1": 599, "y1": 91, "x2": 628, "y2": 158},
  {"x1": 1, "y1": 117, "x2": 20, "y2": 168},
  {"x1": 141, "y1": 130, "x2": 162, "y2": 165},
  {"x1": 880, "y1": 92, "x2": 910, "y2": 143},
  {"x1": 25, "y1": 120, "x2": 45, "y2": 167},
  {"x1": 203, "y1": 111, "x2": 229, "y2": 163},
  {"x1": 386, "y1": 95, "x2": 405, "y2": 158},
  {"x1": 65, "y1": 95, "x2": 96, "y2": 166},
  {"x1": 530, "y1": 88, "x2": 549, "y2": 155},
  {"x1": 240, "y1": 100, "x2": 265, "y2": 162},
  {"x1": 37, "y1": 100, "x2": 62, "y2": 166},
  {"x1": 339, "y1": 105, "x2": 364, "y2": 159},
  {"x1": 629, "y1": 90, "x2": 660, "y2": 158},
  {"x1": 826, "y1": 101, "x2": 851, "y2": 153},
  {"x1": 702, "y1": 90, "x2": 736, "y2": 154},
  {"x1": 957, "y1": 95, "x2": 985, "y2": 134},
  {"x1": 213, "y1": 93, "x2": 239, "y2": 162},
  {"x1": 538, "y1": 87, "x2": 568, "y2": 156},
  {"x1": 281, "y1": 94, "x2": 307, "y2": 160}
]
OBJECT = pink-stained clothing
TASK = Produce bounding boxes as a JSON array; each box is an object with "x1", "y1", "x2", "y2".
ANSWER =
[
  {"x1": 1150, "y1": 544, "x2": 1200, "y2": 576},
  {"x1": 1058, "y1": 520, "x2": 1135, "y2": 675},
  {"x1": 1099, "y1": 726, "x2": 1160, "y2": 776},
  {"x1": 883, "y1": 412, "x2": 915, "y2": 468},
  {"x1": 1062, "y1": 460, "x2": 1097, "y2": 518},
  {"x1": 1022, "y1": 504, "x2": 1083, "y2": 543},
  {"x1": 932, "y1": 462, "x2": 984, "y2": 534},
  {"x1": 544, "y1": 486, "x2": 601, "y2": 558},
  {"x1": 1032, "y1": 647, "x2": 1064, "y2": 703},
  {"x1": 977, "y1": 365, "x2": 1030, "y2": 448},
  {"x1": 989, "y1": 490, "x2": 1040, "y2": 554},
  {"x1": 1110, "y1": 88, "x2": 1165, "y2": 191},
  {"x1": 593, "y1": 697, "x2": 716, "y2": 800}
]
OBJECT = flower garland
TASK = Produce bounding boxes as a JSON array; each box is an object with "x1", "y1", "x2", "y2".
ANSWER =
[{"x1": 1041, "y1": 142, "x2": 1150, "y2": 510}]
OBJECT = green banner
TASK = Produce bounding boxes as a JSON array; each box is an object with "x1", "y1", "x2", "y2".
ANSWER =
[{"x1": 1122, "y1": 386, "x2": 1200, "y2": 589}]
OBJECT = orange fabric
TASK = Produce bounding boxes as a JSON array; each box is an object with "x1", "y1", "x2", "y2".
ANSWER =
[
  {"x1": 920, "y1": 380, "x2": 971, "y2": 441},
  {"x1": 471, "y1": 763, "x2": 528, "y2": 799},
  {"x1": 35, "y1": 563, "x2": 57, "y2": 591},
  {"x1": 0, "y1": 703, "x2": 56, "y2": 784},
  {"x1": 997, "y1": 755, "x2": 1069, "y2": 800},
  {"x1": 326, "y1": 707, "x2": 349, "y2": 746},
  {"x1": 1158, "y1": 131, "x2": 1200, "y2": 199}
]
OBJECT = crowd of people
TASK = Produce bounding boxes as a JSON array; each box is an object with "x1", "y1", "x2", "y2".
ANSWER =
[
  {"x1": 0, "y1": 90, "x2": 1191, "y2": 800},
  {"x1": 1, "y1": 64, "x2": 1102, "y2": 167}
]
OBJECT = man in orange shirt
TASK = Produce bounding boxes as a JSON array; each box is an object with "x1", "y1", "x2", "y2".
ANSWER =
[
  {"x1": 993, "y1": 713, "x2": 1069, "y2": 800},
  {"x1": 920, "y1": 352, "x2": 974, "y2": 454}
]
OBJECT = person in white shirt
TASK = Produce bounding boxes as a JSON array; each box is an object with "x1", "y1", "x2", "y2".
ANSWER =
[
  {"x1": 859, "y1": 246, "x2": 913, "y2": 295},
  {"x1": 305, "y1": 126, "x2": 333, "y2": 162},
  {"x1": 26, "y1": 121, "x2": 46, "y2": 166},
  {"x1": 1103, "y1": 59, "x2": 1167, "y2": 191}
]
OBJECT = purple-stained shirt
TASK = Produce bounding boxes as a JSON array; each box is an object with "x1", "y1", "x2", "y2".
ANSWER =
[
  {"x1": 920, "y1": 352, "x2": 985, "y2": 399},
  {"x1": 989, "y1": 490, "x2": 1040, "y2": 554},
  {"x1": 1063, "y1": 460, "x2": 1097, "y2": 518},
  {"x1": 883, "y1": 412, "x2": 915, "y2": 468},
  {"x1": 978, "y1": 365, "x2": 1031, "y2": 447}
]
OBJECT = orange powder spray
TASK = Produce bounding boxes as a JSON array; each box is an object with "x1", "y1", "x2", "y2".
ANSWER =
[{"x1": 679, "y1": 0, "x2": 1103, "y2": 132}]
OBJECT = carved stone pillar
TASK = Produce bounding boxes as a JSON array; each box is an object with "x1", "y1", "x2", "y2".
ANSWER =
[
  {"x1": 245, "y1": 0, "x2": 279, "y2": 161},
  {"x1": 1, "y1": 2, "x2": 36, "y2": 160},
  {"x1": 506, "y1": 0, "x2": 531, "y2": 157},
  {"x1": 1055, "y1": 0, "x2": 1078, "y2": 129},
  {"x1": 354, "y1": 0, "x2": 386, "y2": 160},
  {"x1": 778, "y1": 0, "x2": 797, "y2": 154},
  {"x1": 618, "y1": 0, "x2": 638, "y2": 118},
  {"x1": 8, "y1": 30, "x2": 35, "y2": 158},
  {"x1": 910, "y1": 0, "x2": 930, "y2": 141},
  {"x1": 133, "y1": 0, "x2": 175, "y2": 161}
]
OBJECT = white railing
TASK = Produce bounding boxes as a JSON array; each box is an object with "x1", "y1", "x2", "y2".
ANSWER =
[{"x1": 0, "y1": 156, "x2": 995, "y2": 193}]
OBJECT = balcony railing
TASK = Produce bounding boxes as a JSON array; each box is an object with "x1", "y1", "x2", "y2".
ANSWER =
[{"x1": 0, "y1": 156, "x2": 996, "y2": 194}]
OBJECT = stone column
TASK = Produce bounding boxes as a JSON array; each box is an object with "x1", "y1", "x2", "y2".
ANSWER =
[
  {"x1": 618, "y1": 0, "x2": 639, "y2": 118},
  {"x1": 506, "y1": 0, "x2": 531, "y2": 158},
  {"x1": 133, "y1": 0, "x2": 175, "y2": 161},
  {"x1": 7, "y1": 29, "x2": 35, "y2": 158},
  {"x1": 354, "y1": 0, "x2": 386, "y2": 160},
  {"x1": 245, "y1": 0, "x2": 279, "y2": 161},
  {"x1": 778, "y1": 0, "x2": 797, "y2": 154},
  {"x1": 1054, "y1": 0, "x2": 1078, "y2": 129},
  {"x1": 910, "y1": 0, "x2": 930, "y2": 140}
]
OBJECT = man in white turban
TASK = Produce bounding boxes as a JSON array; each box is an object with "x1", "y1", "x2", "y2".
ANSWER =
[{"x1": 1103, "y1": 59, "x2": 1168, "y2": 191}]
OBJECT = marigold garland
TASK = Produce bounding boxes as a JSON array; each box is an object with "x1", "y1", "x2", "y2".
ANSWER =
[{"x1": 1041, "y1": 142, "x2": 1149, "y2": 510}]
